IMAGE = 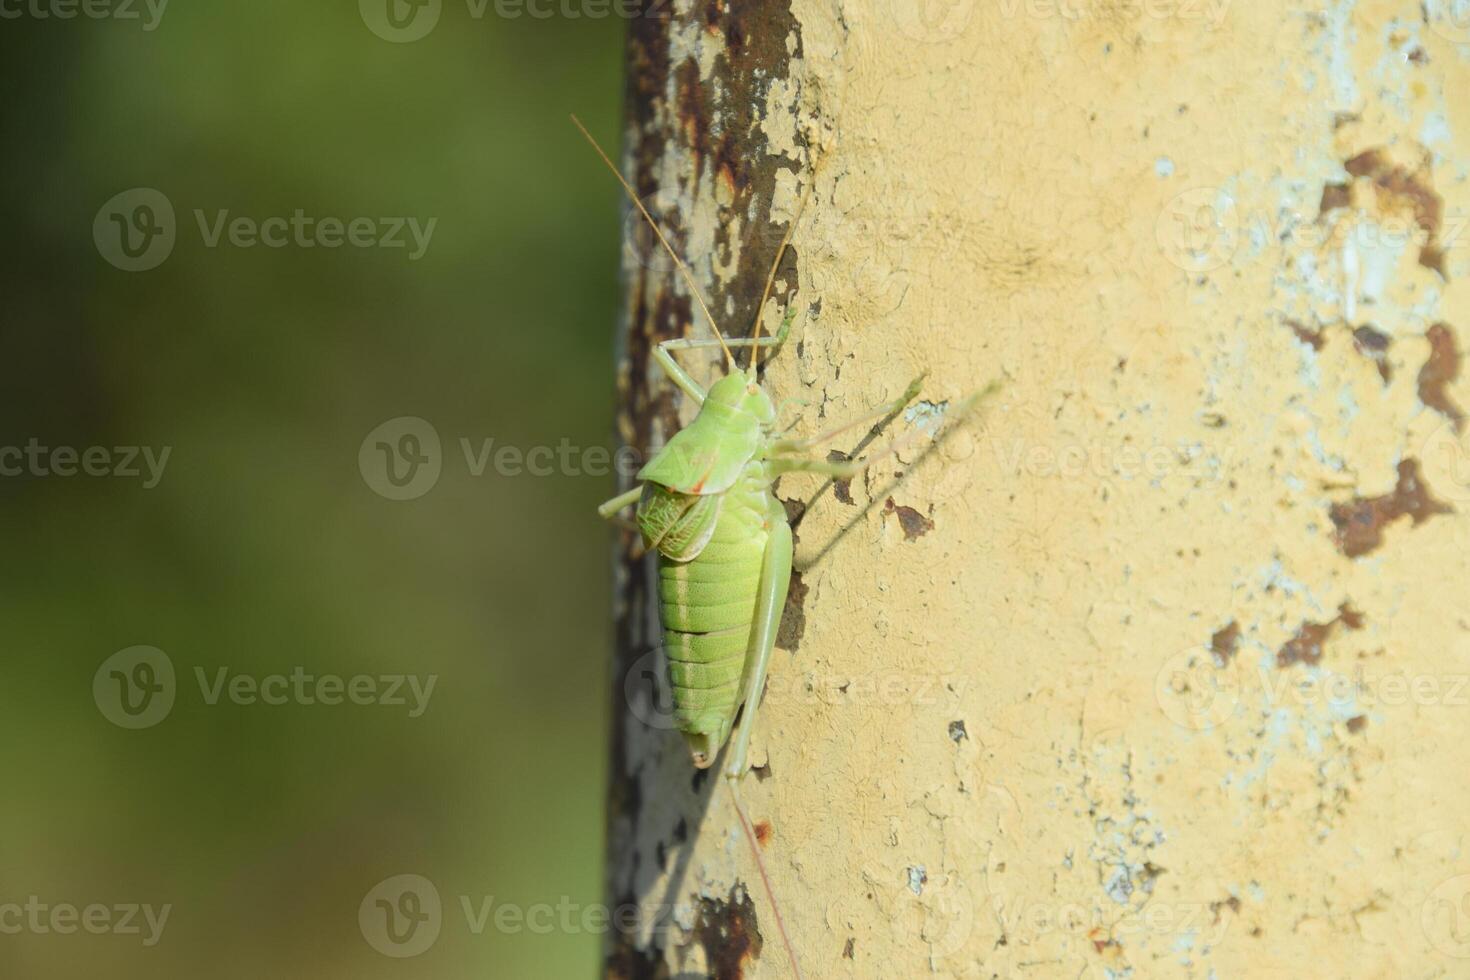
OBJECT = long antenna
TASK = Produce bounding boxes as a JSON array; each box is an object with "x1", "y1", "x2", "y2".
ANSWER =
[
  {"x1": 571, "y1": 114, "x2": 733, "y2": 369},
  {"x1": 748, "y1": 176, "x2": 814, "y2": 370}
]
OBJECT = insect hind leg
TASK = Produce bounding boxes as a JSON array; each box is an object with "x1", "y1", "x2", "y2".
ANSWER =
[{"x1": 721, "y1": 495, "x2": 800, "y2": 978}]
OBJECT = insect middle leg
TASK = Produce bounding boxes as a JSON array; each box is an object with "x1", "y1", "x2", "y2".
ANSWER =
[{"x1": 767, "y1": 374, "x2": 925, "y2": 455}]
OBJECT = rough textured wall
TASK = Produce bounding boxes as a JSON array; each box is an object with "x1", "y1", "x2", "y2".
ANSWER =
[{"x1": 607, "y1": 1, "x2": 1470, "y2": 977}]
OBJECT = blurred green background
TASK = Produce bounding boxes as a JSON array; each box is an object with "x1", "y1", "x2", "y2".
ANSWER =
[{"x1": 1, "y1": 2, "x2": 627, "y2": 976}]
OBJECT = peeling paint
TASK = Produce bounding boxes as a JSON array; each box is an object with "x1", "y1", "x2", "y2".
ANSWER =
[
  {"x1": 1329, "y1": 458, "x2": 1453, "y2": 556},
  {"x1": 881, "y1": 497, "x2": 934, "y2": 542}
]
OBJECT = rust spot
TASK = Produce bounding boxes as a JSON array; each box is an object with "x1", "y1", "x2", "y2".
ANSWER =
[
  {"x1": 776, "y1": 569, "x2": 808, "y2": 652},
  {"x1": 1277, "y1": 602, "x2": 1365, "y2": 668},
  {"x1": 1285, "y1": 318, "x2": 1325, "y2": 351},
  {"x1": 1409, "y1": 46, "x2": 1428, "y2": 64},
  {"x1": 605, "y1": 942, "x2": 668, "y2": 980},
  {"x1": 1418, "y1": 322, "x2": 1464, "y2": 432},
  {"x1": 1279, "y1": 621, "x2": 1334, "y2": 668},
  {"x1": 1210, "y1": 621, "x2": 1241, "y2": 666},
  {"x1": 1342, "y1": 147, "x2": 1446, "y2": 277},
  {"x1": 1319, "y1": 181, "x2": 1352, "y2": 217},
  {"x1": 1329, "y1": 459, "x2": 1453, "y2": 557},
  {"x1": 1088, "y1": 928, "x2": 1122, "y2": 959},
  {"x1": 1347, "y1": 715, "x2": 1368, "y2": 733},
  {"x1": 1210, "y1": 895, "x2": 1242, "y2": 924},
  {"x1": 1421, "y1": 243, "x2": 1449, "y2": 278},
  {"x1": 694, "y1": 887, "x2": 763, "y2": 980},
  {"x1": 1352, "y1": 325, "x2": 1392, "y2": 383},
  {"x1": 780, "y1": 495, "x2": 806, "y2": 543},
  {"x1": 753, "y1": 820, "x2": 772, "y2": 847},
  {"x1": 883, "y1": 497, "x2": 934, "y2": 541},
  {"x1": 717, "y1": 162, "x2": 737, "y2": 202},
  {"x1": 674, "y1": 60, "x2": 708, "y2": 174},
  {"x1": 828, "y1": 450, "x2": 854, "y2": 504}
]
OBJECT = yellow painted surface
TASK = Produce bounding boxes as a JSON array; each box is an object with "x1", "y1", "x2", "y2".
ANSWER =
[{"x1": 619, "y1": 2, "x2": 1470, "y2": 976}]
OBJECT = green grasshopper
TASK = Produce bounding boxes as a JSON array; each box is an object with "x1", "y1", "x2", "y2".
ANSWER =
[{"x1": 576, "y1": 116, "x2": 927, "y2": 979}]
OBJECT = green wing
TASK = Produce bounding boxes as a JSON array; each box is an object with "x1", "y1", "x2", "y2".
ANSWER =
[{"x1": 637, "y1": 407, "x2": 761, "y2": 495}]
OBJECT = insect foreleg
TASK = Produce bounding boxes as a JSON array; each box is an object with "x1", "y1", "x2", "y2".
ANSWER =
[
  {"x1": 768, "y1": 456, "x2": 870, "y2": 479},
  {"x1": 767, "y1": 437, "x2": 917, "y2": 480},
  {"x1": 769, "y1": 380, "x2": 1003, "y2": 479},
  {"x1": 653, "y1": 306, "x2": 801, "y2": 404},
  {"x1": 767, "y1": 423, "x2": 928, "y2": 480},
  {"x1": 596, "y1": 486, "x2": 645, "y2": 539},
  {"x1": 653, "y1": 343, "x2": 710, "y2": 404}
]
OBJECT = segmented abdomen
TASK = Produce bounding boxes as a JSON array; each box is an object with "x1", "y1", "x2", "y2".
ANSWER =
[{"x1": 658, "y1": 485, "x2": 768, "y2": 738}]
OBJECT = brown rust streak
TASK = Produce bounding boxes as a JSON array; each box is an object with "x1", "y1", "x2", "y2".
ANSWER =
[
  {"x1": 1419, "y1": 322, "x2": 1464, "y2": 432},
  {"x1": 703, "y1": 0, "x2": 806, "y2": 348},
  {"x1": 607, "y1": 2, "x2": 800, "y2": 977},
  {"x1": 694, "y1": 888, "x2": 765, "y2": 980},
  {"x1": 1342, "y1": 147, "x2": 1447, "y2": 278}
]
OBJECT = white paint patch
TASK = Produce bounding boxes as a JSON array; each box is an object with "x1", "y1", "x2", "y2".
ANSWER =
[
  {"x1": 906, "y1": 865, "x2": 926, "y2": 896},
  {"x1": 904, "y1": 399, "x2": 949, "y2": 437}
]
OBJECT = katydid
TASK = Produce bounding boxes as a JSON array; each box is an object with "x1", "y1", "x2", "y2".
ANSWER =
[{"x1": 576, "y1": 115, "x2": 926, "y2": 980}]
